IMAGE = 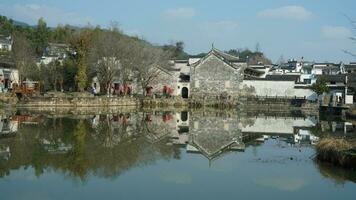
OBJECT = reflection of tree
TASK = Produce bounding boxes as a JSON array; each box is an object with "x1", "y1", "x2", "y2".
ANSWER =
[
  {"x1": 0, "y1": 114, "x2": 180, "y2": 182},
  {"x1": 316, "y1": 161, "x2": 356, "y2": 185},
  {"x1": 91, "y1": 114, "x2": 138, "y2": 148},
  {"x1": 138, "y1": 112, "x2": 176, "y2": 144},
  {"x1": 65, "y1": 120, "x2": 89, "y2": 181}
]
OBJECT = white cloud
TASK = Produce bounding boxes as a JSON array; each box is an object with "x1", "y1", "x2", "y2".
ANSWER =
[
  {"x1": 321, "y1": 25, "x2": 352, "y2": 39},
  {"x1": 0, "y1": 4, "x2": 92, "y2": 26},
  {"x1": 254, "y1": 177, "x2": 308, "y2": 192},
  {"x1": 258, "y1": 5, "x2": 312, "y2": 21},
  {"x1": 202, "y1": 20, "x2": 239, "y2": 32},
  {"x1": 162, "y1": 7, "x2": 196, "y2": 20}
]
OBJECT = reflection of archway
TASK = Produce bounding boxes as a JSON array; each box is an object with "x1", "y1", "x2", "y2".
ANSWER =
[
  {"x1": 181, "y1": 111, "x2": 188, "y2": 122},
  {"x1": 181, "y1": 87, "x2": 189, "y2": 99}
]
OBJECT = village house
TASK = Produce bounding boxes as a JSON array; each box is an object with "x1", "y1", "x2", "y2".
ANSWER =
[
  {"x1": 146, "y1": 66, "x2": 176, "y2": 97},
  {"x1": 89, "y1": 56, "x2": 176, "y2": 97},
  {"x1": 39, "y1": 43, "x2": 73, "y2": 65},
  {"x1": 0, "y1": 60, "x2": 19, "y2": 93},
  {"x1": 126, "y1": 67, "x2": 175, "y2": 97},
  {"x1": 313, "y1": 62, "x2": 344, "y2": 75},
  {"x1": 316, "y1": 74, "x2": 354, "y2": 105},
  {"x1": 344, "y1": 62, "x2": 356, "y2": 74},
  {"x1": 247, "y1": 64, "x2": 272, "y2": 78},
  {"x1": 276, "y1": 59, "x2": 303, "y2": 74},
  {"x1": 189, "y1": 47, "x2": 246, "y2": 99},
  {"x1": 299, "y1": 62, "x2": 315, "y2": 84},
  {"x1": 0, "y1": 35, "x2": 12, "y2": 52}
]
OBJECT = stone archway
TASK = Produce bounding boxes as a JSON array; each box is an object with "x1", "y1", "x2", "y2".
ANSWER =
[{"x1": 181, "y1": 87, "x2": 189, "y2": 99}]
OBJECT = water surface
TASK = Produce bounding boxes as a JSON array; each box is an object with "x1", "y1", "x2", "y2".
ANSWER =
[{"x1": 0, "y1": 109, "x2": 355, "y2": 200}]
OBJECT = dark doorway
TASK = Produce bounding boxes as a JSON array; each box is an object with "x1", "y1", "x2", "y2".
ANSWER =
[{"x1": 181, "y1": 87, "x2": 189, "y2": 99}]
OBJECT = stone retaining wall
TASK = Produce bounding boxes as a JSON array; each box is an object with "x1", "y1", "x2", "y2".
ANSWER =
[{"x1": 16, "y1": 97, "x2": 139, "y2": 107}]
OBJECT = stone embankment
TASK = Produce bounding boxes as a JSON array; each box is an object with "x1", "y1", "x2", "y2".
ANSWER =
[{"x1": 0, "y1": 93, "x2": 319, "y2": 111}]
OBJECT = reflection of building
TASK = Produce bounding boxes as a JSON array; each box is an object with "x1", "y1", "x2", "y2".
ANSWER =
[
  {"x1": 320, "y1": 120, "x2": 354, "y2": 137},
  {"x1": 0, "y1": 115, "x2": 18, "y2": 138},
  {"x1": 0, "y1": 145, "x2": 10, "y2": 160},
  {"x1": 292, "y1": 129, "x2": 319, "y2": 145},
  {"x1": 188, "y1": 113, "x2": 244, "y2": 160},
  {"x1": 144, "y1": 112, "x2": 178, "y2": 143},
  {"x1": 40, "y1": 139, "x2": 72, "y2": 154},
  {"x1": 240, "y1": 115, "x2": 320, "y2": 146},
  {"x1": 241, "y1": 116, "x2": 317, "y2": 135},
  {"x1": 13, "y1": 114, "x2": 42, "y2": 125},
  {"x1": 171, "y1": 111, "x2": 245, "y2": 161},
  {"x1": 90, "y1": 114, "x2": 140, "y2": 148}
]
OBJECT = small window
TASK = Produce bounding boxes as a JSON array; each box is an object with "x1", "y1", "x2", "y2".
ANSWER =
[
  {"x1": 225, "y1": 81, "x2": 231, "y2": 88},
  {"x1": 194, "y1": 122, "x2": 199, "y2": 129},
  {"x1": 330, "y1": 81, "x2": 336, "y2": 85}
]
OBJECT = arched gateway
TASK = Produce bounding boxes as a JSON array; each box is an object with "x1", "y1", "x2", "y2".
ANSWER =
[{"x1": 181, "y1": 87, "x2": 189, "y2": 99}]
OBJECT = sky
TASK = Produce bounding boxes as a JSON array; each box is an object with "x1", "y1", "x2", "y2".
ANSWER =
[{"x1": 0, "y1": 0, "x2": 355, "y2": 63}]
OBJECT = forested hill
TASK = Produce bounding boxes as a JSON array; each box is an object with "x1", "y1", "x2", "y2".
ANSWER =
[{"x1": 0, "y1": 15, "x2": 272, "y2": 64}]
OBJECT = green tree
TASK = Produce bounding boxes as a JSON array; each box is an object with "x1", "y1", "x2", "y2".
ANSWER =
[
  {"x1": 0, "y1": 16, "x2": 14, "y2": 35},
  {"x1": 71, "y1": 30, "x2": 92, "y2": 91},
  {"x1": 162, "y1": 41, "x2": 189, "y2": 59},
  {"x1": 51, "y1": 25, "x2": 74, "y2": 43},
  {"x1": 33, "y1": 18, "x2": 50, "y2": 56},
  {"x1": 62, "y1": 58, "x2": 78, "y2": 91},
  {"x1": 312, "y1": 77, "x2": 330, "y2": 95}
]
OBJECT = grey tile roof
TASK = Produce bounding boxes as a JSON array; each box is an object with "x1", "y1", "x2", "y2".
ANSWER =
[
  {"x1": 0, "y1": 35, "x2": 11, "y2": 45},
  {"x1": 211, "y1": 48, "x2": 240, "y2": 62},
  {"x1": 245, "y1": 74, "x2": 300, "y2": 81}
]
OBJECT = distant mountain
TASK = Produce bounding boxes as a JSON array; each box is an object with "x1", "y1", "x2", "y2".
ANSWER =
[{"x1": 11, "y1": 19, "x2": 30, "y2": 27}]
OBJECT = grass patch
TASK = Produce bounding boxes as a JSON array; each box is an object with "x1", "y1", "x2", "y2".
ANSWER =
[{"x1": 316, "y1": 138, "x2": 356, "y2": 169}]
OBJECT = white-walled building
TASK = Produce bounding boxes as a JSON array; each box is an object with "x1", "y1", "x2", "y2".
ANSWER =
[
  {"x1": 0, "y1": 67, "x2": 19, "y2": 92},
  {"x1": 0, "y1": 35, "x2": 12, "y2": 52},
  {"x1": 39, "y1": 43, "x2": 73, "y2": 65}
]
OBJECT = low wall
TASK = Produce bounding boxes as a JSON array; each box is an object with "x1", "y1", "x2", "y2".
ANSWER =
[{"x1": 241, "y1": 80, "x2": 318, "y2": 101}]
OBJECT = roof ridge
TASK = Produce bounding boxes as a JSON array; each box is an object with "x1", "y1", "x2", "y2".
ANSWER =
[{"x1": 211, "y1": 47, "x2": 239, "y2": 61}]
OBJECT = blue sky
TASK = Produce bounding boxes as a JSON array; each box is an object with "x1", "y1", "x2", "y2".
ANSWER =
[{"x1": 0, "y1": 0, "x2": 355, "y2": 62}]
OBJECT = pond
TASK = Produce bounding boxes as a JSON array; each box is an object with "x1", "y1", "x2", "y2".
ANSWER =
[{"x1": 0, "y1": 109, "x2": 355, "y2": 200}]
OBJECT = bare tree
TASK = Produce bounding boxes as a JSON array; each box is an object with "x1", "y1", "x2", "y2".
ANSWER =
[
  {"x1": 12, "y1": 33, "x2": 37, "y2": 81},
  {"x1": 47, "y1": 60, "x2": 64, "y2": 91},
  {"x1": 89, "y1": 24, "x2": 171, "y2": 96},
  {"x1": 123, "y1": 40, "x2": 171, "y2": 95},
  {"x1": 343, "y1": 16, "x2": 356, "y2": 57},
  {"x1": 89, "y1": 29, "x2": 123, "y2": 95}
]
